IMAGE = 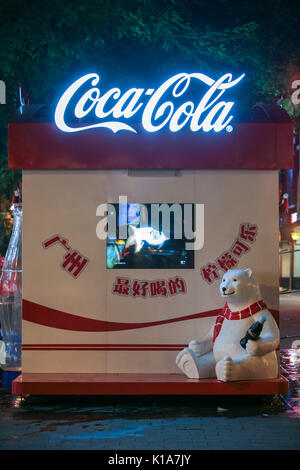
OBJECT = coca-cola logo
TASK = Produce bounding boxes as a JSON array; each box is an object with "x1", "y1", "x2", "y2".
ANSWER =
[{"x1": 54, "y1": 72, "x2": 244, "y2": 135}]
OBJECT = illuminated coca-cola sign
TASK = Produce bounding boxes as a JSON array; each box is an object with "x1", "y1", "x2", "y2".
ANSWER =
[{"x1": 54, "y1": 72, "x2": 244, "y2": 135}]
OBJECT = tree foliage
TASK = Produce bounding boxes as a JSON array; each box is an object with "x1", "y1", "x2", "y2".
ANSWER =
[{"x1": 0, "y1": 0, "x2": 300, "y2": 252}]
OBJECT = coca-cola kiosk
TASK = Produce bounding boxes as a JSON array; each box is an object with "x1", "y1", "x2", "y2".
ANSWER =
[{"x1": 8, "y1": 72, "x2": 292, "y2": 395}]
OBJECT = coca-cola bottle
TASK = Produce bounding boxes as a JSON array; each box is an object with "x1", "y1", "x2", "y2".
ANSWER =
[
  {"x1": 0, "y1": 187, "x2": 22, "y2": 371},
  {"x1": 240, "y1": 315, "x2": 266, "y2": 350}
]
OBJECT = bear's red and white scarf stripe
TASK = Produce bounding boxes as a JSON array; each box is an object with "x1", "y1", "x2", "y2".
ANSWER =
[{"x1": 212, "y1": 300, "x2": 267, "y2": 342}]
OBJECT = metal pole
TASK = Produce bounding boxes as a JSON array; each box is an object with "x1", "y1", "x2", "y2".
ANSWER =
[
  {"x1": 280, "y1": 252, "x2": 282, "y2": 285},
  {"x1": 289, "y1": 240, "x2": 295, "y2": 291}
]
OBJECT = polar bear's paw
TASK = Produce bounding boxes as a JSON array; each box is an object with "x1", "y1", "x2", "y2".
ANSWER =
[
  {"x1": 216, "y1": 356, "x2": 235, "y2": 382},
  {"x1": 176, "y1": 348, "x2": 200, "y2": 379}
]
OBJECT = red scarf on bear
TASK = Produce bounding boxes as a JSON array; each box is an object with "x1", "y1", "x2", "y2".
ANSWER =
[{"x1": 213, "y1": 300, "x2": 267, "y2": 342}]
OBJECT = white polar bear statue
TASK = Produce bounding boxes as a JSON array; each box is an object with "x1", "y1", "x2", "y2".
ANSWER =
[{"x1": 176, "y1": 268, "x2": 280, "y2": 382}]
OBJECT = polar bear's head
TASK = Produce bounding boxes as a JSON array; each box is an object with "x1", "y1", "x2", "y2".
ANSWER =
[{"x1": 219, "y1": 268, "x2": 261, "y2": 308}]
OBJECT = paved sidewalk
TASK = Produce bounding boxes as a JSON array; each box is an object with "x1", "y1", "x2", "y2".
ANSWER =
[
  {"x1": 0, "y1": 295, "x2": 298, "y2": 450},
  {"x1": 279, "y1": 292, "x2": 300, "y2": 349},
  {"x1": 0, "y1": 378, "x2": 299, "y2": 450}
]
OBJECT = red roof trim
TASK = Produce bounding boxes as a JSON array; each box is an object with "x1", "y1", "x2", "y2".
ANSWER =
[{"x1": 8, "y1": 122, "x2": 293, "y2": 170}]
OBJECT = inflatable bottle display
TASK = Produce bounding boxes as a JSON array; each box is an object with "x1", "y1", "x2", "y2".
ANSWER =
[{"x1": 0, "y1": 188, "x2": 22, "y2": 371}]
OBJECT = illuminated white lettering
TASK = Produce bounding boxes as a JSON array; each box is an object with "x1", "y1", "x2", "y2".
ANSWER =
[
  {"x1": 112, "y1": 88, "x2": 144, "y2": 118},
  {"x1": 54, "y1": 72, "x2": 244, "y2": 134}
]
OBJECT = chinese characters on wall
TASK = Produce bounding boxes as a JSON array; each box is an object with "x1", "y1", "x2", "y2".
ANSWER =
[
  {"x1": 200, "y1": 223, "x2": 258, "y2": 284},
  {"x1": 112, "y1": 276, "x2": 187, "y2": 298},
  {"x1": 42, "y1": 223, "x2": 258, "y2": 289},
  {"x1": 42, "y1": 234, "x2": 89, "y2": 279}
]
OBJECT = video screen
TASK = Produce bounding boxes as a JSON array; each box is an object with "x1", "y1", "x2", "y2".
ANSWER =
[{"x1": 106, "y1": 203, "x2": 195, "y2": 269}]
